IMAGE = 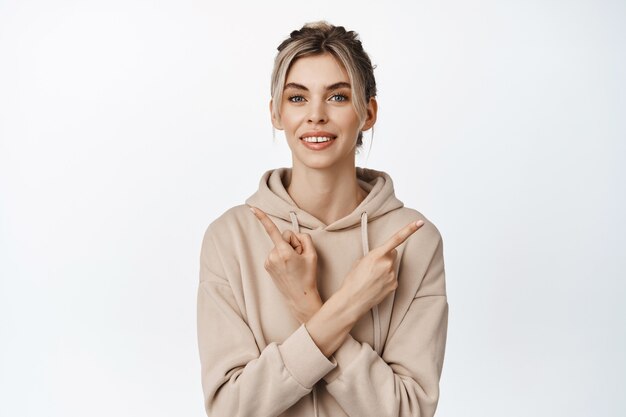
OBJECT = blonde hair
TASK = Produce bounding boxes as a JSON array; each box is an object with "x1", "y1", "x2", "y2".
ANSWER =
[{"x1": 270, "y1": 21, "x2": 377, "y2": 151}]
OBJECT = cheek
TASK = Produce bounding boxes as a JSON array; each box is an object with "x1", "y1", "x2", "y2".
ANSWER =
[
  {"x1": 280, "y1": 118, "x2": 302, "y2": 139},
  {"x1": 282, "y1": 118, "x2": 300, "y2": 133},
  {"x1": 336, "y1": 108, "x2": 362, "y2": 128},
  {"x1": 280, "y1": 108, "x2": 305, "y2": 127}
]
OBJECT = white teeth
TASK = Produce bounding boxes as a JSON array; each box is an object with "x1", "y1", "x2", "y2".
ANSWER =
[{"x1": 301, "y1": 136, "x2": 335, "y2": 143}]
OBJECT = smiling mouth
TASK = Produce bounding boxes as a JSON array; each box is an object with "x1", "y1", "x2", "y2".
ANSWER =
[{"x1": 300, "y1": 136, "x2": 337, "y2": 143}]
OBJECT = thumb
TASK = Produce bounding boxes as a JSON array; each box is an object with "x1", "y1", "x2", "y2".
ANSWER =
[
  {"x1": 296, "y1": 233, "x2": 316, "y2": 257},
  {"x1": 282, "y1": 229, "x2": 303, "y2": 254}
]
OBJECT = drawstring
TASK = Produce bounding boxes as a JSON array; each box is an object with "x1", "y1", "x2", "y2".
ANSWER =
[
  {"x1": 288, "y1": 210, "x2": 380, "y2": 417},
  {"x1": 289, "y1": 211, "x2": 300, "y2": 233}
]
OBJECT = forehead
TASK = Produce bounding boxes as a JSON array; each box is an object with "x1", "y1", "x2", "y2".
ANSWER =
[{"x1": 285, "y1": 53, "x2": 350, "y2": 85}]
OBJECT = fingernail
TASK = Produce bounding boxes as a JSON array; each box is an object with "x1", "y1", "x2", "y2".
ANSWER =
[
  {"x1": 415, "y1": 220, "x2": 424, "y2": 227},
  {"x1": 249, "y1": 206, "x2": 256, "y2": 214}
]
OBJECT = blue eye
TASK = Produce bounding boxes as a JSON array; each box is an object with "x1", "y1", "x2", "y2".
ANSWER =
[
  {"x1": 287, "y1": 95, "x2": 305, "y2": 103},
  {"x1": 331, "y1": 94, "x2": 348, "y2": 102}
]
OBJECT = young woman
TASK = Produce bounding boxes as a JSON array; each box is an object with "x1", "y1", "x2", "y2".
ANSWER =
[{"x1": 197, "y1": 21, "x2": 449, "y2": 417}]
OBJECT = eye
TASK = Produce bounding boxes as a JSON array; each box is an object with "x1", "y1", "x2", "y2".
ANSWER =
[
  {"x1": 330, "y1": 93, "x2": 349, "y2": 102},
  {"x1": 287, "y1": 95, "x2": 305, "y2": 103}
]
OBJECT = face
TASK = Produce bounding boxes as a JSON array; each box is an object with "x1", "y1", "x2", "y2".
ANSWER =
[{"x1": 270, "y1": 52, "x2": 377, "y2": 170}]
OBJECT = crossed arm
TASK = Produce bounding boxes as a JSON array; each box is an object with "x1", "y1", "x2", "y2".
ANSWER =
[{"x1": 197, "y1": 220, "x2": 448, "y2": 417}]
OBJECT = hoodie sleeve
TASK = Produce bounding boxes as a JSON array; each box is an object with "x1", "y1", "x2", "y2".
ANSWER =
[
  {"x1": 197, "y1": 225, "x2": 337, "y2": 417},
  {"x1": 321, "y1": 230, "x2": 449, "y2": 417}
]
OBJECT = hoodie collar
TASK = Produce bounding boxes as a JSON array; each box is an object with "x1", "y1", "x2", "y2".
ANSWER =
[{"x1": 244, "y1": 166, "x2": 404, "y2": 232}]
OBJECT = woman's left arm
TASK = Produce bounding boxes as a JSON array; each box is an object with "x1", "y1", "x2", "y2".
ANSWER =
[{"x1": 321, "y1": 231, "x2": 449, "y2": 417}]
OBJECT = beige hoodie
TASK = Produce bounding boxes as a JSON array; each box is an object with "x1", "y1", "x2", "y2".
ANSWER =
[{"x1": 197, "y1": 166, "x2": 448, "y2": 417}]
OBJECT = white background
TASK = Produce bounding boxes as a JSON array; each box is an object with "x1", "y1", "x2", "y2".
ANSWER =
[{"x1": 1, "y1": 0, "x2": 625, "y2": 416}]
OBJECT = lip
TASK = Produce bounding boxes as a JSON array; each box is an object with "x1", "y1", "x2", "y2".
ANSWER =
[
  {"x1": 300, "y1": 130, "x2": 337, "y2": 139},
  {"x1": 300, "y1": 136, "x2": 336, "y2": 151}
]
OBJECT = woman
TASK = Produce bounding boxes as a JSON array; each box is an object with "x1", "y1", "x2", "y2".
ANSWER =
[{"x1": 197, "y1": 21, "x2": 448, "y2": 417}]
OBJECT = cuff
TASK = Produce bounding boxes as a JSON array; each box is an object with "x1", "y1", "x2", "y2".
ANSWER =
[
  {"x1": 278, "y1": 323, "x2": 337, "y2": 389},
  {"x1": 322, "y1": 334, "x2": 363, "y2": 383}
]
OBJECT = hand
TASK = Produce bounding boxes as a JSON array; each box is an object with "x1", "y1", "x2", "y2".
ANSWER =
[
  {"x1": 339, "y1": 219, "x2": 425, "y2": 319},
  {"x1": 249, "y1": 205, "x2": 322, "y2": 323}
]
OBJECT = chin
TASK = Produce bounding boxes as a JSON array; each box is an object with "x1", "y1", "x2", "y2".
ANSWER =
[
  {"x1": 294, "y1": 159, "x2": 334, "y2": 170},
  {"x1": 293, "y1": 153, "x2": 356, "y2": 171}
]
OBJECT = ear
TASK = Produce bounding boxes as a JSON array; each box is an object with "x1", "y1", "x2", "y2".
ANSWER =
[
  {"x1": 360, "y1": 97, "x2": 378, "y2": 131},
  {"x1": 270, "y1": 98, "x2": 283, "y2": 130}
]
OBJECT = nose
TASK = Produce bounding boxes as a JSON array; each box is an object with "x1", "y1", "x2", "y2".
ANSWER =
[{"x1": 307, "y1": 98, "x2": 328, "y2": 124}]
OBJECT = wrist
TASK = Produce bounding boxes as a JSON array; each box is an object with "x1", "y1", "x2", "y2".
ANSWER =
[
  {"x1": 292, "y1": 291, "x2": 323, "y2": 323},
  {"x1": 333, "y1": 286, "x2": 366, "y2": 324},
  {"x1": 306, "y1": 290, "x2": 358, "y2": 357}
]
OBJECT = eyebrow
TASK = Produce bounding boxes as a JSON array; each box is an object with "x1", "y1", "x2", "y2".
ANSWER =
[{"x1": 284, "y1": 82, "x2": 351, "y2": 91}]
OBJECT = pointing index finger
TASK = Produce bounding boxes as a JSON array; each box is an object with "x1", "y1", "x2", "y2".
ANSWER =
[
  {"x1": 377, "y1": 219, "x2": 425, "y2": 254},
  {"x1": 249, "y1": 206, "x2": 286, "y2": 247}
]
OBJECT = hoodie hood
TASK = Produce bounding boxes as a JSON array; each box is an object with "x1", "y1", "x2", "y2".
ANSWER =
[{"x1": 244, "y1": 166, "x2": 404, "y2": 232}]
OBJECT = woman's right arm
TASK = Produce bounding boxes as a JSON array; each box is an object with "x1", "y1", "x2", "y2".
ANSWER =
[
  {"x1": 197, "y1": 225, "x2": 337, "y2": 417},
  {"x1": 305, "y1": 221, "x2": 448, "y2": 417}
]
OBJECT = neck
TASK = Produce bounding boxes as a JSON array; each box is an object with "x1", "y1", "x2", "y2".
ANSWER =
[{"x1": 286, "y1": 160, "x2": 367, "y2": 227}]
